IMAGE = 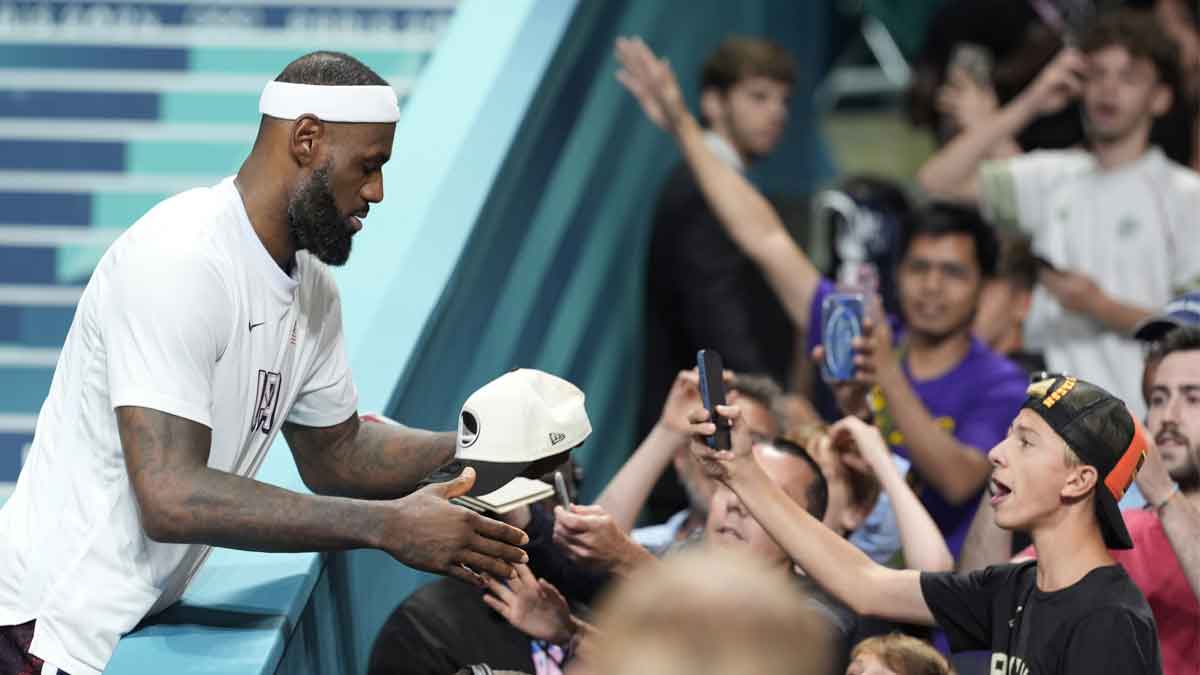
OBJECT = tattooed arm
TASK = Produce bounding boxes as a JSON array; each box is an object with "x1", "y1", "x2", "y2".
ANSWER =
[
  {"x1": 283, "y1": 414, "x2": 455, "y2": 499},
  {"x1": 118, "y1": 406, "x2": 527, "y2": 583}
]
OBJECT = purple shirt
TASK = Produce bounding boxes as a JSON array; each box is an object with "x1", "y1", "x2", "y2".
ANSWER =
[{"x1": 808, "y1": 280, "x2": 1027, "y2": 555}]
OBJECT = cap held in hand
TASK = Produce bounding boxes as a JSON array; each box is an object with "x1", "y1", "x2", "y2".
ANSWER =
[{"x1": 455, "y1": 369, "x2": 591, "y2": 497}]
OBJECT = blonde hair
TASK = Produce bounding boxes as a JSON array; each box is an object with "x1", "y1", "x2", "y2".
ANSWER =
[
  {"x1": 850, "y1": 634, "x2": 954, "y2": 675},
  {"x1": 582, "y1": 548, "x2": 831, "y2": 675}
]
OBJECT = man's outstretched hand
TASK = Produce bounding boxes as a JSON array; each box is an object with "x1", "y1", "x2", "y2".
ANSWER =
[
  {"x1": 615, "y1": 36, "x2": 689, "y2": 132},
  {"x1": 380, "y1": 467, "x2": 529, "y2": 586}
]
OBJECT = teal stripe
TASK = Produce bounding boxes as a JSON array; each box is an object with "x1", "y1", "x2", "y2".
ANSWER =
[
  {"x1": 0, "y1": 367, "x2": 53, "y2": 414},
  {"x1": 161, "y1": 92, "x2": 260, "y2": 123},
  {"x1": 126, "y1": 140, "x2": 250, "y2": 175},
  {"x1": 188, "y1": 48, "x2": 429, "y2": 78},
  {"x1": 92, "y1": 193, "x2": 173, "y2": 227}
]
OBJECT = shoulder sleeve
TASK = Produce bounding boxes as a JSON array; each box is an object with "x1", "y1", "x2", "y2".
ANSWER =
[
  {"x1": 1166, "y1": 172, "x2": 1200, "y2": 295},
  {"x1": 954, "y1": 357, "x2": 1027, "y2": 452},
  {"x1": 1061, "y1": 608, "x2": 1161, "y2": 675},
  {"x1": 103, "y1": 245, "x2": 233, "y2": 428},
  {"x1": 920, "y1": 563, "x2": 1019, "y2": 652},
  {"x1": 979, "y1": 152, "x2": 1067, "y2": 233},
  {"x1": 288, "y1": 266, "x2": 358, "y2": 427}
]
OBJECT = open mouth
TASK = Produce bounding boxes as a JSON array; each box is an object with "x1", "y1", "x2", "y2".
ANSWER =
[
  {"x1": 989, "y1": 477, "x2": 1012, "y2": 506},
  {"x1": 716, "y1": 526, "x2": 744, "y2": 542}
]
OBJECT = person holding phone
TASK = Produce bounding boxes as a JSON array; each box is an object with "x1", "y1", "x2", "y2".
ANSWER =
[
  {"x1": 616, "y1": 38, "x2": 1028, "y2": 558},
  {"x1": 686, "y1": 376, "x2": 1162, "y2": 674},
  {"x1": 919, "y1": 9, "x2": 1200, "y2": 419}
]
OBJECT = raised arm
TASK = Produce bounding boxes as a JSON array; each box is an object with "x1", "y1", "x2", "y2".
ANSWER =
[
  {"x1": 596, "y1": 370, "x2": 702, "y2": 531},
  {"x1": 687, "y1": 405, "x2": 935, "y2": 625},
  {"x1": 283, "y1": 413, "x2": 454, "y2": 499},
  {"x1": 917, "y1": 48, "x2": 1087, "y2": 204},
  {"x1": 118, "y1": 406, "x2": 527, "y2": 584},
  {"x1": 615, "y1": 36, "x2": 821, "y2": 331},
  {"x1": 832, "y1": 417, "x2": 954, "y2": 572}
]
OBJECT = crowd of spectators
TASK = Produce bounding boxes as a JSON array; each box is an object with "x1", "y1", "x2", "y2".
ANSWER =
[{"x1": 370, "y1": 4, "x2": 1200, "y2": 674}]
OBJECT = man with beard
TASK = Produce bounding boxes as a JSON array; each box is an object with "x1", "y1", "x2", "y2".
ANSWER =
[
  {"x1": 616, "y1": 37, "x2": 1028, "y2": 557},
  {"x1": 919, "y1": 9, "x2": 1200, "y2": 418},
  {"x1": 960, "y1": 326, "x2": 1200, "y2": 675},
  {"x1": 0, "y1": 51, "x2": 529, "y2": 675}
]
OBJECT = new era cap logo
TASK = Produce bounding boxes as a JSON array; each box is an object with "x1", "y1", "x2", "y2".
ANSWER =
[
  {"x1": 459, "y1": 409, "x2": 480, "y2": 449},
  {"x1": 549, "y1": 432, "x2": 566, "y2": 446}
]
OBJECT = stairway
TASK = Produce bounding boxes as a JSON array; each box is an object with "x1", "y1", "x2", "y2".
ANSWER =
[{"x1": 0, "y1": 0, "x2": 456, "y2": 499}]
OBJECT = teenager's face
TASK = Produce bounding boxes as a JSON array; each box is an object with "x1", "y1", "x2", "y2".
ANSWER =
[
  {"x1": 1082, "y1": 45, "x2": 1170, "y2": 144},
  {"x1": 898, "y1": 233, "x2": 983, "y2": 341},
  {"x1": 291, "y1": 121, "x2": 393, "y2": 265},
  {"x1": 706, "y1": 445, "x2": 816, "y2": 568},
  {"x1": 707, "y1": 76, "x2": 790, "y2": 159},
  {"x1": 1147, "y1": 350, "x2": 1200, "y2": 491},
  {"x1": 988, "y1": 409, "x2": 1083, "y2": 531}
]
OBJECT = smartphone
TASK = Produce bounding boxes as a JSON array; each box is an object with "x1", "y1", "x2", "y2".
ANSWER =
[
  {"x1": 554, "y1": 470, "x2": 570, "y2": 509},
  {"x1": 821, "y1": 292, "x2": 865, "y2": 382},
  {"x1": 696, "y1": 349, "x2": 731, "y2": 450}
]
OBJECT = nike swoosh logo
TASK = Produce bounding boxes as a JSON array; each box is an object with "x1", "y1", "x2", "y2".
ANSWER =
[{"x1": 248, "y1": 321, "x2": 265, "y2": 332}]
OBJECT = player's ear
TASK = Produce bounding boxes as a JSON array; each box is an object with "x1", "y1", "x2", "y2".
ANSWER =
[{"x1": 289, "y1": 115, "x2": 325, "y2": 167}]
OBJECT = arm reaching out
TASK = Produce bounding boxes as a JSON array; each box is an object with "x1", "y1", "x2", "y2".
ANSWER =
[
  {"x1": 832, "y1": 417, "x2": 954, "y2": 572},
  {"x1": 595, "y1": 369, "x2": 706, "y2": 531},
  {"x1": 685, "y1": 404, "x2": 935, "y2": 625},
  {"x1": 615, "y1": 36, "x2": 821, "y2": 331},
  {"x1": 118, "y1": 406, "x2": 529, "y2": 586}
]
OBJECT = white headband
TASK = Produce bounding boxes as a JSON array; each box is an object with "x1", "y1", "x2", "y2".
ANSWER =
[{"x1": 258, "y1": 81, "x2": 400, "y2": 123}]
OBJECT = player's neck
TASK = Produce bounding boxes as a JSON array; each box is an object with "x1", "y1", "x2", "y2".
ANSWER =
[
  {"x1": 234, "y1": 159, "x2": 296, "y2": 271},
  {"x1": 1030, "y1": 515, "x2": 1113, "y2": 592},
  {"x1": 1089, "y1": 125, "x2": 1152, "y2": 171}
]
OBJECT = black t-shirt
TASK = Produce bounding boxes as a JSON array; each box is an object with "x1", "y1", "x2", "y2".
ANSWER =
[{"x1": 921, "y1": 561, "x2": 1161, "y2": 675}]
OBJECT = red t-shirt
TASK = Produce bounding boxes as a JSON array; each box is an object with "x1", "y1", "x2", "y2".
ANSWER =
[{"x1": 1021, "y1": 509, "x2": 1200, "y2": 675}]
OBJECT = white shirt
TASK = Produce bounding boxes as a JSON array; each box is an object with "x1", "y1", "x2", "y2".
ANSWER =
[
  {"x1": 980, "y1": 147, "x2": 1200, "y2": 417},
  {"x1": 0, "y1": 177, "x2": 358, "y2": 675}
]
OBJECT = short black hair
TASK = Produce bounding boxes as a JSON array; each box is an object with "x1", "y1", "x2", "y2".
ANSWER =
[
  {"x1": 1081, "y1": 9, "x2": 1180, "y2": 93},
  {"x1": 700, "y1": 36, "x2": 796, "y2": 93},
  {"x1": 995, "y1": 232, "x2": 1039, "y2": 291},
  {"x1": 1160, "y1": 326, "x2": 1200, "y2": 358},
  {"x1": 768, "y1": 438, "x2": 829, "y2": 522},
  {"x1": 275, "y1": 51, "x2": 387, "y2": 86},
  {"x1": 899, "y1": 202, "x2": 999, "y2": 278}
]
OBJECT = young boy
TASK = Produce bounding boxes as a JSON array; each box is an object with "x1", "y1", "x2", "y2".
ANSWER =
[{"x1": 687, "y1": 375, "x2": 1161, "y2": 674}]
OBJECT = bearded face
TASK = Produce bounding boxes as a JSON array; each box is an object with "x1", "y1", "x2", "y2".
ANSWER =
[{"x1": 288, "y1": 163, "x2": 354, "y2": 266}]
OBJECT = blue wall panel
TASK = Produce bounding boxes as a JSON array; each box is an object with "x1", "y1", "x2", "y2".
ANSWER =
[
  {"x1": 0, "y1": 92, "x2": 159, "y2": 121},
  {"x1": 0, "y1": 193, "x2": 91, "y2": 226},
  {"x1": 0, "y1": 246, "x2": 56, "y2": 284},
  {"x1": 0, "y1": 140, "x2": 125, "y2": 173},
  {"x1": 0, "y1": 433, "x2": 30, "y2": 483},
  {"x1": 0, "y1": 44, "x2": 188, "y2": 70}
]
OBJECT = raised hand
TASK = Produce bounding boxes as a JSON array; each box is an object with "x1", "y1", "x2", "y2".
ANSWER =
[
  {"x1": 830, "y1": 416, "x2": 893, "y2": 476},
  {"x1": 482, "y1": 564, "x2": 576, "y2": 645},
  {"x1": 552, "y1": 504, "x2": 655, "y2": 573},
  {"x1": 685, "y1": 403, "x2": 757, "y2": 484},
  {"x1": 614, "y1": 35, "x2": 689, "y2": 131},
  {"x1": 1023, "y1": 47, "x2": 1087, "y2": 116},
  {"x1": 382, "y1": 467, "x2": 529, "y2": 586}
]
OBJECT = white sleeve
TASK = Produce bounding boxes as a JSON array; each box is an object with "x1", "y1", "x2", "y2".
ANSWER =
[
  {"x1": 287, "y1": 280, "x2": 358, "y2": 428},
  {"x1": 104, "y1": 248, "x2": 233, "y2": 428},
  {"x1": 978, "y1": 151, "x2": 1066, "y2": 233},
  {"x1": 1168, "y1": 177, "x2": 1200, "y2": 295}
]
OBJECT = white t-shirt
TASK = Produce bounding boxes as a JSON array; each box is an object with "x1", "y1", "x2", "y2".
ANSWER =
[
  {"x1": 980, "y1": 147, "x2": 1200, "y2": 417},
  {"x1": 0, "y1": 177, "x2": 358, "y2": 675}
]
